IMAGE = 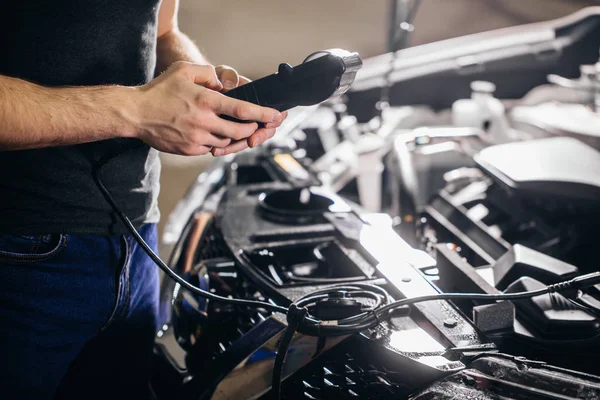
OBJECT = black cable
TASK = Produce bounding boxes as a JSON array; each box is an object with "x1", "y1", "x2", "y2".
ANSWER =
[
  {"x1": 571, "y1": 291, "x2": 600, "y2": 319},
  {"x1": 272, "y1": 304, "x2": 308, "y2": 400},
  {"x1": 567, "y1": 297, "x2": 600, "y2": 319},
  {"x1": 92, "y1": 157, "x2": 288, "y2": 315},
  {"x1": 285, "y1": 274, "x2": 368, "y2": 283},
  {"x1": 296, "y1": 284, "x2": 392, "y2": 303},
  {"x1": 295, "y1": 284, "x2": 391, "y2": 309},
  {"x1": 294, "y1": 273, "x2": 600, "y2": 337},
  {"x1": 299, "y1": 290, "x2": 384, "y2": 310}
]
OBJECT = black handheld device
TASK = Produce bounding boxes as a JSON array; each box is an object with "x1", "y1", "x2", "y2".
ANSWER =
[{"x1": 224, "y1": 49, "x2": 362, "y2": 114}]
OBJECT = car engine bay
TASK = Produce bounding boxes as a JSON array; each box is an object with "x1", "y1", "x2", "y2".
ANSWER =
[{"x1": 151, "y1": 6, "x2": 600, "y2": 400}]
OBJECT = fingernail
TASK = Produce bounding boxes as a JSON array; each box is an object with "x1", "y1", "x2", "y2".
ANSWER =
[
  {"x1": 265, "y1": 122, "x2": 276, "y2": 129},
  {"x1": 272, "y1": 112, "x2": 282, "y2": 123},
  {"x1": 222, "y1": 80, "x2": 236, "y2": 90},
  {"x1": 213, "y1": 148, "x2": 224, "y2": 156}
]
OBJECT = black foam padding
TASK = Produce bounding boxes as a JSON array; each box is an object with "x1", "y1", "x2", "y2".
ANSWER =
[
  {"x1": 492, "y1": 244, "x2": 579, "y2": 290},
  {"x1": 504, "y1": 277, "x2": 598, "y2": 339},
  {"x1": 473, "y1": 301, "x2": 515, "y2": 333},
  {"x1": 474, "y1": 137, "x2": 600, "y2": 205}
]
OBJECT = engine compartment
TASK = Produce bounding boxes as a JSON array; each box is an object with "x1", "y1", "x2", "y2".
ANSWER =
[{"x1": 153, "y1": 7, "x2": 600, "y2": 400}]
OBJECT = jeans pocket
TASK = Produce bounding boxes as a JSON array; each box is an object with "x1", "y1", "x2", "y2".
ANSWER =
[
  {"x1": 0, "y1": 234, "x2": 67, "y2": 263},
  {"x1": 100, "y1": 235, "x2": 131, "y2": 332}
]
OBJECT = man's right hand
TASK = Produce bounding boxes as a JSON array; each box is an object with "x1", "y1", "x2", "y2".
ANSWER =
[{"x1": 131, "y1": 61, "x2": 283, "y2": 156}]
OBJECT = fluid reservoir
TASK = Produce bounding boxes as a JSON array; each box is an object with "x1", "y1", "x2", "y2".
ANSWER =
[{"x1": 452, "y1": 81, "x2": 512, "y2": 142}]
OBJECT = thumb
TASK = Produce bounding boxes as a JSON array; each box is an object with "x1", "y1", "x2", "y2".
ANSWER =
[
  {"x1": 177, "y1": 63, "x2": 223, "y2": 91},
  {"x1": 215, "y1": 65, "x2": 241, "y2": 92}
]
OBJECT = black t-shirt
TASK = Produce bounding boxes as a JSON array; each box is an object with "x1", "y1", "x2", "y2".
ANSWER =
[{"x1": 0, "y1": 0, "x2": 162, "y2": 235}]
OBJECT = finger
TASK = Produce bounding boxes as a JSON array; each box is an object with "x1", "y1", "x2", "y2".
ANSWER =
[
  {"x1": 263, "y1": 111, "x2": 289, "y2": 129},
  {"x1": 211, "y1": 139, "x2": 249, "y2": 157},
  {"x1": 201, "y1": 113, "x2": 259, "y2": 141},
  {"x1": 248, "y1": 127, "x2": 277, "y2": 148},
  {"x1": 174, "y1": 145, "x2": 212, "y2": 156},
  {"x1": 175, "y1": 62, "x2": 223, "y2": 91},
  {"x1": 215, "y1": 65, "x2": 240, "y2": 92},
  {"x1": 186, "y1": 128, "x2": 231, "y2": 148},
  {"x1": 200, "y1": 132, "x2": 231, "y2": 148},
  {"x1": 238, "y1": 75, "x2": 252, "y2": 86},
  {"x1": 207, "y1": 91, "x2": 282, "y2": 124},
  {"x1": 196, "y1": 145, "x2": 213, "y2": 155}
]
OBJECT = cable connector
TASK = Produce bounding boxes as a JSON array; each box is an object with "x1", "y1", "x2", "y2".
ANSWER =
[
  {"x1": 287, "y1": 304, "x2": 309, "y2": 326},
  {"x1": 547, "y1": 272, "x2": 600, "y2": 293}
]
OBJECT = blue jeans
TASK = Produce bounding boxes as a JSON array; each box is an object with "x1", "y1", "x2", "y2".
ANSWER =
[{"x1": 0, "y1": 224, "x2": 160, "y2": 399}]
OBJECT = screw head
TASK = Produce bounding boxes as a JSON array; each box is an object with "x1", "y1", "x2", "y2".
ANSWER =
[{"x1": 443, "y1": 318, "x2": 458, "y2": 328}]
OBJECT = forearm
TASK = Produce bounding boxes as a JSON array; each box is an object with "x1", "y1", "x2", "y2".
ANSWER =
[
  {"x1": 155, "y1": 30, "x2": 209, "y2": 74},
  {"x1": 0, "y1": 75, "x2": 139, "y2": 151}
]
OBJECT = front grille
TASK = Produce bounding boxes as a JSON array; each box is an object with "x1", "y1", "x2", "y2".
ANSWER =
[
  {"x1": 186, "y1": 277, "x2": 274, "y2": 366},
  {"x1": 270, "y1": 339, "x2": 411, "y2": 400}
]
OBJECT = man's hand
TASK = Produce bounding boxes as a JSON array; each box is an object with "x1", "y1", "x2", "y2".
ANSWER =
[
  {"x1": 132, "y1": 62, "x2": 284, "y2": 156},
  {"x1": 153, "y1": 0, "x2": 286, "y2": 157},
  {"x1": 211, "y1": 65, "x2": 288, "y2": 157},
  {"x1": 215, "y1": 65, "x2": 251, "y2": 92}
]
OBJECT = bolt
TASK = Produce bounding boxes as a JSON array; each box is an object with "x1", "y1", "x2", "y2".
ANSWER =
[{"x1": 444, "y1": 318, "x2": 458, "y2": 328}]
